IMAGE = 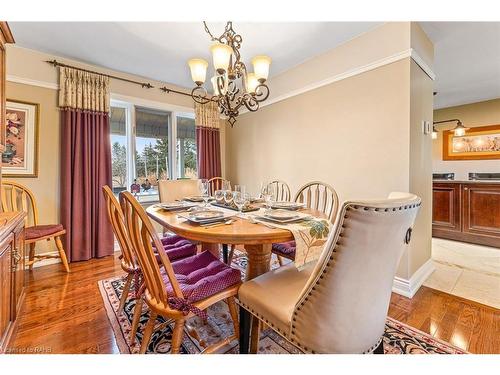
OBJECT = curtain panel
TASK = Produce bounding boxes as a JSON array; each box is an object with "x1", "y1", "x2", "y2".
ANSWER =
[
  {"x1": 195, "y1": 102, "x2": 222, "y2": 179},
  {"x1": 59, "y1": 67, "x2": 113, "y2": 261}
]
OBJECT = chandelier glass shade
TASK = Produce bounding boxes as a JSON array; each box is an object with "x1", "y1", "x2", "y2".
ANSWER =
[{"x1": 187, "y1": 22, "x2": 272, "y2": 126}]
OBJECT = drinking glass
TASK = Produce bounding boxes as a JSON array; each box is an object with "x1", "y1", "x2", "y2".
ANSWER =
[
  {"x1": 214, "y1": 189, "x2": 224, "y2": 203},
  {"x1": 233, "y1": 191, "x2": 249, "y2": 216},
  {"x1": 261, "y1": 184, "x2": 275, "y2": 212},
  {"x1": 222, "y1": 180, "x2": 232, "y2": 192},
  {"x1": 224, "y1": 189, "x2": 233, "y2": 206},
  {"x1": 199, "y1": 179, "x2": 209, "y2": 206},
  {"x1": 234, "y1": 185, "x2": 246, "y2": 195}
]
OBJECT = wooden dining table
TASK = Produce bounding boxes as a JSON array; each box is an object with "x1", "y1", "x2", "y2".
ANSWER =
[{"x1": 146, "y1": 205, "x2": 305, "y2": 280}]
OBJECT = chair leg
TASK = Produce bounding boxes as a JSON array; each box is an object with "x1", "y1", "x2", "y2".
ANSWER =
[
  {"x1": 171, "y1": 319, "x2": 186, "y2": 354},
  {"x1": 227, "y1": 246, "x2": 235, "y2": 265},
  {"x1": 119, "y1": 273, "x2": 133, "y2": 311},
  {"x1": 28, "y1": 243, "x2": 36, "y2": 271},
  {"x1": 54, "y1": 236, "x2": 70, "y2": 273},
  {"x1": 226, "y1": 297, "x2": 239, "y2": 339},
  {"x1": 239, "y1": 306, "x2": 251, "y2": 354},
  {"x1": 250, "y1": 317, "x2": 260, "y2": 353},
  {"x1": 222, "y1": 244, "x2": 229, "y2": 264},
  {"x1": 130, "y1": 297, "x2": 144, "y2": 345},
  {"x1": 139, "y1": 312, "x2": 157, "y2": 354},
  {"x1": 373, "y1": 339, "x2": 384, "y2": 354}
]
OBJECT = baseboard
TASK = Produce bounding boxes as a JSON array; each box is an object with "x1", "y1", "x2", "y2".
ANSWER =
[{"x1": 392, "y1": 258, "x2": 435, "y2": 298}]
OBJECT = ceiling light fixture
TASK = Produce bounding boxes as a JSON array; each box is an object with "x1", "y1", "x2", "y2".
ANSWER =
[
  {"x1": 187, "y1": 22, "x2": 271, "y2": 127},
  {"x1": 432, "y1": 119, "x2": 468, "y2": 139}
]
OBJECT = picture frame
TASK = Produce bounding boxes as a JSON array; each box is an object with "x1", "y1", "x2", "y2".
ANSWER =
[
  {"x1": 442, "y1": 124, "x2": 500, "y2": 161},
  {"x1": 2, "y1": 99, "x2": 39, "y2": 177}
]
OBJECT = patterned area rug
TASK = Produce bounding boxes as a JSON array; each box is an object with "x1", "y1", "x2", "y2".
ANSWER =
[{"x1": 98, "y1": 250, "x2": 467, "y2": 354}]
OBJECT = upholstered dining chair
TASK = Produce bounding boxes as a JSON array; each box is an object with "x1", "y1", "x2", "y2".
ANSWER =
[
  {"x1": 158, "y1": 179, "x2": 200, "y2": 203},
  {"x1": 238, "y1": 192, "x2": 421, "y2": 354},
  {"x1": 119, "y1": 190, "x2": 242, "y2": 354},
  {"x1": 1, "y1": 181, "x2": 70, "y2": 272},
  {"x1": 103, "y1": 185, "x2": 197, "y2": 343},
  {"x1": 272, "y1": 181, "x2": 339, "y2": 265},
  {"x1": 267, "y1": 180, "x2": 291, "y2": 202},
  {"x1": 208, "y1": 176, "x2": 225, "y2": 196}
]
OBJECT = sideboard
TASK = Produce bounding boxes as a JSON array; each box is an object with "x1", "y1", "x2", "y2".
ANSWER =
[
  {"x1": 0, "y1": 211, "x2": 26, "y2": 353},
  {"x1": 432, "y1": 181, "x2": 500, "y2": 248}
]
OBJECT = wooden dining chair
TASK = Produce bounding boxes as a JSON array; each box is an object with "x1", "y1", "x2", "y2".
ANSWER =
[
  {"x1": 272, "y1": 181, "x2": 339, "y2": 265},
  {"x1": 208, "y1": 177, "x2": 225, "y2": 196},
  {"x1": 239, "y1": 193, "x2": 421, "y2": 354},
  {"x1": 268, "y1": 180, "x2": 291, "y2": 202},
  {"x1": 103, "y1": 185, "x2": 197, "y2": 344},
  {"x1": 119, "y1": 190, "x2": 241, "y2": 354},
  {"x1": 1, "y1": 181, "x2": 70, "y2": 272}
]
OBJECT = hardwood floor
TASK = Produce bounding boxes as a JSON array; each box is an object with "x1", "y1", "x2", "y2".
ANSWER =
[{"x1": 7, "y1": 253, "x2": 500, "y2": 354}]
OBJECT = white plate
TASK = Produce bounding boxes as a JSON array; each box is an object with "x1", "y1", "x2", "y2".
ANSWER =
[
  {"x1": 271, "y1": 201, "x2": 305, "y2": 210},
  {"x1": 189, "y1": 210, "x2": 224, "y2": 220},
  {"x1": 264, "y1": 209, "x2": 299, "y2": 221},
  {"x1": 183, "y1": 196, "x2": 205, "y2": 202},
  {"x1": 160, "y1": 201, "x2": 197, "y2": 210}
]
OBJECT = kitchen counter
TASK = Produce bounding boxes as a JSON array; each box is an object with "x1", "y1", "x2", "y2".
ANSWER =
[{"x1": 433, "y1": 179, "x2": 500, "y2": 184}]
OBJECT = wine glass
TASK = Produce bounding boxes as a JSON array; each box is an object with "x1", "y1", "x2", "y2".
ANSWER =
[
  {"x1": 233, "y1": 191, "x2": 249, "y2": 217},
  {"x1": 234, "y1": 185, "x2": 246, "y2": 195},
  {"x1": 222, "y1": 180, "x2": 232, "y2": 192},
  {"x1": 224, "y1": 189, "x2": 233, "y2": 207},
  {"x1": 214, "y1": 189, "x2": 224, "y2": 204},
  {"x1": 198, "y1": 179, "x2": 209, "y2": 206},
  {"x1": 261, "y1": 184, "x2": 275, "y2": 212}
]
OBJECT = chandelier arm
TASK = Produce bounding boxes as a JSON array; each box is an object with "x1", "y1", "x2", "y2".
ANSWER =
[
  {"x1": 191, "y1": 86, "x2": 211, "y2": 105},
  {"x1": 241, "y1": 94, "x2": 260, "y2": 112},
  {"x1": 254, "y1": 84, "x2": 270, "y2": 102}
]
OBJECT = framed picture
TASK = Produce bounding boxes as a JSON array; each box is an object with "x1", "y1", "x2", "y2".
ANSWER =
[
  {"x1": 443, "y1": 124, "x2": 500, "y2": 161},
  {"x1": 2, "y1": 99, "x2": 39, "y2": 177}
]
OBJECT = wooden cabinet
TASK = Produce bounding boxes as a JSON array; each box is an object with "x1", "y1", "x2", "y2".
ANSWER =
[
  {"x1": 432, "y1": 182, "x2": 500, "y2": 247},
  {"x1": 0, "y1": 212, "x2": 25, "y2": 353}
]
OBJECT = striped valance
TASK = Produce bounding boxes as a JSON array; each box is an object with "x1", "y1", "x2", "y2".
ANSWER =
[
  {"x1": 58, "y1": 66, "x2": 110, "y2": 112},
  {"x1": 195, "y1": 101, "x2": 220, "y2": 129}
]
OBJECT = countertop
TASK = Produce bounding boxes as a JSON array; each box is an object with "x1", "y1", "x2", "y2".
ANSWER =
[{"x1": 433, "y1": 180, "x2": 500, "y2": 184}]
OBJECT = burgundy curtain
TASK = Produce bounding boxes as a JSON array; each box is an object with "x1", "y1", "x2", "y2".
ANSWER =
[
  {"x1": 60, "y1": 109, "x2": 114, "y2": 261},
  {"x1": 196, "y1": 126, "x2": 222, "y2": 179}
]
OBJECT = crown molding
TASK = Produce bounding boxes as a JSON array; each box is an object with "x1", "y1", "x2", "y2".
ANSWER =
[
  {"x1": 410, "y1": 49, "x2": 436, "y2": 81},
  {"x1": 7, "y1": 74, "x2": 59, "y2": 90}
]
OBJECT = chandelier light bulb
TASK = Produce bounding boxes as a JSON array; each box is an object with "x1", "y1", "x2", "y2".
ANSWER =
[
  {"x1": 246, "y1": 73, "x2": 259, "y2": 94},
  {"x1": 210, "y1": 43, "x2": 232, "y2": 74},
  {"x1": 251, "y1": 55, "x2": 272, "y2": 82},
  {"x1": 188, "y1": 58, "x2": 208, "y2": 85}
]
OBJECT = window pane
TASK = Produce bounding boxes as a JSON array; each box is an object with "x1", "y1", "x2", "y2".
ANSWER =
[
  {"x1": 134, "y1": 107, "x2": 170, "y2": 202},
  {"x1": 177, "y1": 116, "x2": 197, "y2": 179},
  {"x1": 110, "y1": 106, "x2": 128, "y2": 194}
]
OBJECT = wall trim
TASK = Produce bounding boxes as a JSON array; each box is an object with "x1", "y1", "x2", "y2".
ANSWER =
[
  {"x1": 254, "y1": 48, "x2": 435, "y2": 111},
  {"x1": 392, "y1": 258, "x2": 435, "y2": 298},
  {"x1": 7, "y1": 74, "x2": 58, "y2": 90}
]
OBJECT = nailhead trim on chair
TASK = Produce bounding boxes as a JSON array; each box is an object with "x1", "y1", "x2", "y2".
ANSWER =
[{"x1": 288, "y1": 201, "x2": 420, "y2": 353}]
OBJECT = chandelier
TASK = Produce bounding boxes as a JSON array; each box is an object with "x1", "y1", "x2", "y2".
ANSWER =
[{"x1": 187, "y1": 22, "x2": 272, "y2": 126}]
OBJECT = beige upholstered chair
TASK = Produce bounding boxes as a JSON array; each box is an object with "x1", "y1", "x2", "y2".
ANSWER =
[
  {"x1": 238, "y1": 192, "x2": 421, "y2": 354},
  {"x1": 267, "y1": 180, "x2": 291, "y2": 202},
  {"x1": 158, "y1": 179, "x2": 200, "y2": 203}
]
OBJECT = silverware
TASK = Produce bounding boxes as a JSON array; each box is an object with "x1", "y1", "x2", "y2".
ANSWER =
[
  {"x1": 248, "y1": 216, "x2": 276, "y2": 229},
  {"x1": 201, "y1": 219, "x2": 234, "y2": 228}
]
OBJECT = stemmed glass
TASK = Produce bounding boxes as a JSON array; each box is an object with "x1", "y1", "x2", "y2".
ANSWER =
[
  {"x1": 261, "y1": 184, "x2": 275, "y2": 212},
  {"x1": 233, "y1": 191, "x2": 249, "y2": 217},
  {"x1": 214, "y1": 189, "x2": 224, "y2": 204},
  {"x1": 199, "y1": 179, "x2": 210, "y2": 207}
]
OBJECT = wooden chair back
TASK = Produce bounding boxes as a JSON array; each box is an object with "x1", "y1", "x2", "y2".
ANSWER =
[
  {"x1": 119, "y1": 191, "x2": 183, "y2": 307},
  {"x1": 1, "y1": 180, "x2": 38, "y2": 227},
  {"x1": 268, "y1": 180, "x2": 291, "y2": 202},
  {"x1": 208, "y1": 177, "x2": 225, "y2": 196},
  {"x1": 294, "y1": 181, "x2": 339, "y2": 223},
  {"x1": 158, "y1": 179, "x2": 200, "y2": 203},
  {"x1": 102, "y1": 185, "x2": 137, "y2": 271}
]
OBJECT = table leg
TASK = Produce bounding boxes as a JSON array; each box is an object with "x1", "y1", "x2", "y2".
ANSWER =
[
  {"x1": 244, "y1": 243, "x2": 272, "y2": 281},
  {"x1": 202, "y1": 243, "x2": 220, "y2": 259}
]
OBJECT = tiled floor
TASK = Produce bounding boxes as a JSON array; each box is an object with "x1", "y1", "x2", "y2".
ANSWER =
[{"x1": 424, "y1": 238, "x2": 500, "y2": 309}]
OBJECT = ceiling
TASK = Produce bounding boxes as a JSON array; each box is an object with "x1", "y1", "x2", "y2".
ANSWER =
[
  {"x1": 9, "y1": 22, "x2": 500, "y2": 109},
  {"x1": 9, "y1": 22, "x2": 381, "y2": 87},
  {"x1": 420, "y1": 22, "x2": 500, "y2": 109}
]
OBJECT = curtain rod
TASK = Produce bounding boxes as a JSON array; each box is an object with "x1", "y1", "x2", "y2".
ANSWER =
[{"x1": 45, "y1": 59, "x2": 192, "y2": 98}]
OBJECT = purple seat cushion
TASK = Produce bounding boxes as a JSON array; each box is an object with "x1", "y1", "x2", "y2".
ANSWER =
[
  {"x1": 164, "y1": 251, "x2": 241, "y2": 303},
  {"x1": 153, "y1": 235, "x2": 197, "y2": 262},
  {"x1": 272, "y1": 240, "x2": 296, "y2": 260},
  {"x1": 25, "y1": 224, "x2": 64, "y2": 240}
]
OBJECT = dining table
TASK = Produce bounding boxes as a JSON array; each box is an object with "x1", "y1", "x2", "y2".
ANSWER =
[{"x1": 146, "y1": 203, "x2": 325, "y2": 353}]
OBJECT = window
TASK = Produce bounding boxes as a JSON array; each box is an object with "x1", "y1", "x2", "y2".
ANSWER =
[
  {"x1": 176, "y1": 115, "x2": 197, "y2": 179},
  {"x1": 109, "y1": 100, "x2": 196, "y2": 204}
]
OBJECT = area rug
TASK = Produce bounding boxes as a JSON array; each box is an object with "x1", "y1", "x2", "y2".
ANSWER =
[{"x1": 98, "y1": 250, "x2": 467, "y2": 354}]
